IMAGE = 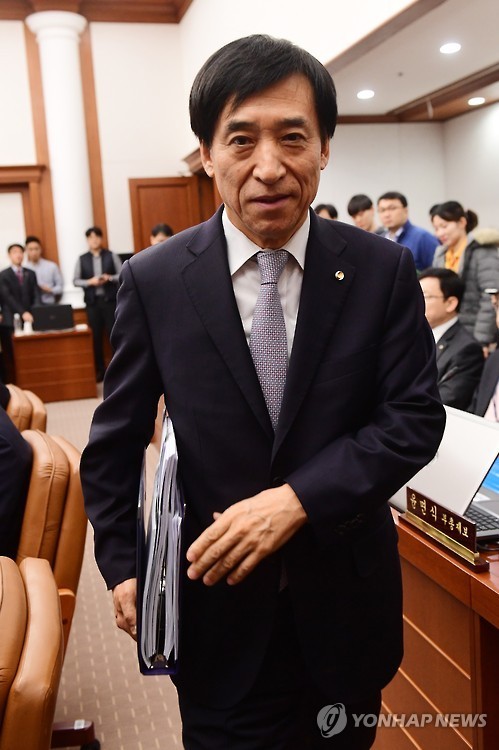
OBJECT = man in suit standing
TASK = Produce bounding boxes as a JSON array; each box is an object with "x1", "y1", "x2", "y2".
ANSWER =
[
  {"x1": 82, "y1": 35, "x2": 445, "y2": 749},
  {"x1": 419, "y1": 267, "x2": 484, "y2": 410},
  {"x1": 73, "y1": 226, "x2": 122, "y2": 382},
  {"x1": 0, "y1": 243, "x2": 40, "y2": 381}
]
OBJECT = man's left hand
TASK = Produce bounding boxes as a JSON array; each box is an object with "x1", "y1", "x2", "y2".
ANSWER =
[{"x1": 186, "y1": 483, "x2": 307, "y2": 586}]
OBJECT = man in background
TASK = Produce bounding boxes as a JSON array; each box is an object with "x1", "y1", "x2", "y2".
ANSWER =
[
  {"x1": 378, "y1": 191, "x2": 438, "y2": 272},
  {"x1": 0, "y1": 244, "x2": 40, "y2": 381},
  {"x1": 73, "y1": 227, "x2": 121, "y2": 382},
  {"x1": 420, "y1": 267, "x2": 484, "y2": 409},
  {"x1": 314, "y1": 202, "x2": 338, "y2": 219},
  {"x1": 347, "y1": 194, "x2": 384, "y2": 234},
  {"x1": 82, "y1": 34, "x2": 445, "y2": 749},
  {"x1": 150, "y1": 223, "x2": 174, "y2": 245},
  {"x1": 24, "y1": 235, "x2": 63, "y2": 304}
]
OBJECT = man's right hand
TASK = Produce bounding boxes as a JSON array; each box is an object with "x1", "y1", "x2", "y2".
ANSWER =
[{"x1": 112, "y1": 578, "x2": 137, "y2": 640}]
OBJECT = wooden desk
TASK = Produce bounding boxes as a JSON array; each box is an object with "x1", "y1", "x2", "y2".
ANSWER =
[
  {"x1": 375, "y1": 512, "x2": 499, "y2": 750},
  {"x1": 12, "y1": 327, "x2": 97, "y2": 402}
]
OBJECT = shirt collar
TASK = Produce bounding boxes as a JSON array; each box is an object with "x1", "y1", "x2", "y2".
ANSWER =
[
  {"x1": 222, "y1": 207, "x2": 309, "y2": 276},
  {"x1": 432, "y1": 316, "x2": 459, "y2": 343}
]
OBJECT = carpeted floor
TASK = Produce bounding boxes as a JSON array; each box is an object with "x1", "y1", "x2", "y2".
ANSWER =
[{"x1": 46, "y1": 391, "x2": 183, "y2": 750}]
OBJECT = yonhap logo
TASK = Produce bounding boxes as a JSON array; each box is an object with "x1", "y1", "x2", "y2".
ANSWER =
[{"x1": 317, "y1": 703, "x2": 348, "y2": 738}]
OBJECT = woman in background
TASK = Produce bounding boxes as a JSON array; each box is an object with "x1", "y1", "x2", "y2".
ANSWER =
[{"x1": 432, "y1": 201, "x2": 499, "y2": 350}]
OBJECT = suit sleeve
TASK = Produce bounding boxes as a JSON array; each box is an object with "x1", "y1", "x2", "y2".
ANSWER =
[
  {"x1": 80, "y1": 261, "x2": 163, "y2": 589},
  {"x1": 286, "y1": 248, "x2": 446, "y2": 545},
  {"x1": 0, "y1": 275, "x2": 25, "y2": 317}
]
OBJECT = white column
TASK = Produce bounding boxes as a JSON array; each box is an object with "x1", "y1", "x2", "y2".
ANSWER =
[{"x1": 26, "y1": 10, "x2": 93, "y2": 307}]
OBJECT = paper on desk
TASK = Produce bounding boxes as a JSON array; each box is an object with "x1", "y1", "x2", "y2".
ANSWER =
[{"x1": 137, "y1": 412, "x2": 184, "y2": 675}]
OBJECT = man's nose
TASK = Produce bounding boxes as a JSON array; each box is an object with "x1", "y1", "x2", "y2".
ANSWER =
[{"x1": 253, "y1": 141, "x2": 286, "y2": 183}]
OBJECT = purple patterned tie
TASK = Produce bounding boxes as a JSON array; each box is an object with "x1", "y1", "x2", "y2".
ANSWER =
[{"x1": 250, "y1": 250, "x2": 289, "y2": 430}]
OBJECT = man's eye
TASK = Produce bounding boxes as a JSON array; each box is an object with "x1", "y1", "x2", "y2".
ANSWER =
[
  {"x1": 283, "y1": 133, "x2": 303, "y2": 142},
  {"x1": 230, "y1": 136, "x2": 251, "y2": 146}
]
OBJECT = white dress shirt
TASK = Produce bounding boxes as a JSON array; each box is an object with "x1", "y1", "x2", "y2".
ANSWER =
[{"x1": 222, "y1": 208, "x2": 309, "y2": 358}]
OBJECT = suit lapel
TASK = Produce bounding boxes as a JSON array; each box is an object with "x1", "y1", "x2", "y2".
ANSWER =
[
  {"x1": 435, "y1": 323, "x2": 457, "y2": 363},
  {"x1": 181, "y1": 210, "x2": 273, "y2": 438},
  {"x1": 273, "y1": 215, "x2": 355, "y2": 456}
]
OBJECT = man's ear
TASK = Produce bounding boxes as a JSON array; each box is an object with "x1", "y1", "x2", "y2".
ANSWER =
[
  {"x1": 446, "y1": 295, "x2": 459, "y2": 314},
  {"x1": 320, "y1": 139, "x2": 330, "y2": 171},
  {"x1": 200, "y1": 141, "x2": 214, "y2": 178}
]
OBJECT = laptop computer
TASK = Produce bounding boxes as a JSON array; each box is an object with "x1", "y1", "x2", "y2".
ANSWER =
[
  {"x1": 32, "y1": 304, "x2": 74, "y2": 332},
  {"x1": 390, "y1": 406, "x2": 499, "y2": 539}
]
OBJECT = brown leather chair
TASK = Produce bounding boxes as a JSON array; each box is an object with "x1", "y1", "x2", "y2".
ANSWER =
[
  {"x1": 24, "y1": 389, "x2": 48, "y2": 431},
  {"x1": 0, "y1": 556, "x2": 64, "y2": 750},
  {"x1": 5, "y1": 383, "x2": 47, "y2": 431},
  {"x1": 5, "y1": 383, "x2": 32, "y2": 431},
  {"x1": 16, "y1": 430, "x2": 98, "y2": 749}
]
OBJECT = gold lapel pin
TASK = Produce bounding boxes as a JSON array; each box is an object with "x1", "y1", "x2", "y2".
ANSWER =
[{"x1": 335, "y1": 271, "x2": 345, "y2": 281}]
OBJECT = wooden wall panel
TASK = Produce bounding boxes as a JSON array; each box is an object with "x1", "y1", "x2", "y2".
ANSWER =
[
  {"x1": 24, "y1": 25, "x2": 59, "y2": 261},
  {"x1": 129, "y1": 176, "x2": 201, "y2": 252}
]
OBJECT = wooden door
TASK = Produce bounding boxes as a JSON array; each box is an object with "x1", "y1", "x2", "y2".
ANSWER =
[{"x1": 129, "y1": 175, "x2": 215, "y2": 253}]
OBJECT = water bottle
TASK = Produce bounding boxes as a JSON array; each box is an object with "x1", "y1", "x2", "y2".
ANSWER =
[{"x1": 13, "y1": 313, "x2": 22, "y2": 335}]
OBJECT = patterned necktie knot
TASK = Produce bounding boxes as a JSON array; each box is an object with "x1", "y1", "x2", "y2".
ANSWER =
[
  {"x1": 256, "y1": 250, "x2": 288, "y2": 285},
  {"x1": 250, "y1": 250, "x2": 289, "y2": 430}
]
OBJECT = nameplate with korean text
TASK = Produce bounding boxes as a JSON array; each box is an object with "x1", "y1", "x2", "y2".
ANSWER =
[{"x1": 403, "y1": 488, "x2": 490, "y2": 569}]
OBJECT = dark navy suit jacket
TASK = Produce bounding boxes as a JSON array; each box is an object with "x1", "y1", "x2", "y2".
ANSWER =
[
  {"x1": 435, "y1": 320, "x2": 484, "y2": 410},
  {"x1": 82, "y1": 209, "x2": 445, "y2": 708},
  {"x1": 0, "y1": 266, "x2": 40, "y2": 327}
]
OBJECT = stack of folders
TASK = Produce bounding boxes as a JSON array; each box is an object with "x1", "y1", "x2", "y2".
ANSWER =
[{"x1": 137, "y1": 412, "x2": 184, "y2": 675}]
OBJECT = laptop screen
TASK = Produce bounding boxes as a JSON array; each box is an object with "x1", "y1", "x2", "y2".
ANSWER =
[
  {"x1": 390, "y1": 407, "x2": 499, "y2": 514},
  {"x1": 32, "y1": 304, "x2": 74, "y2": 331}
]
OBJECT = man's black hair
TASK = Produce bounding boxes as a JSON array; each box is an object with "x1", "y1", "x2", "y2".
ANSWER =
[
  {"x1": 190, "y1": 34, "x2": 337, "y2": 147},
  {"x1": 85, "y1": 226, "x2": 103, "y2": 238},
  {"x1": 151, "y1": 223, "x2": 174, "y2": 238},
  {"x1": 419, "y1": 267, "x2": 465, "y2": 310},
  {"x1": 25, "y1": 235, "x2": 42, "y2": 245},
  {"x1": 377, "y1": 191, "x2": 408, "y2": 208},
  {"x1": 347, "y1": 194, "x2": 373, "y2": 216},
  {"x1": 314, "y1": 203, "x2": 338, "y2": 219}
]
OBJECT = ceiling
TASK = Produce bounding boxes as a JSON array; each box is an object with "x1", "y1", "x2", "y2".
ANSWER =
[
  {"x1": 0, "y1": 0, "x2": 193, "y2": 24},
  {"x1": 329, "y1": 0, "x2": 499, "y2": 122},
  {"x1": 1, "y1": 0, "x2": 497, "y2": 122}
]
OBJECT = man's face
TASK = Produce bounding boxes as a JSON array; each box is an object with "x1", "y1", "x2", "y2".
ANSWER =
[
  {"x1": 352, "y1": 208, "x2": 375, "y2": 232},
  {"x1": 87, "y1": 232, "x2": 103, "y2": 252},
  {"x1": 200, "y1": 74, "x2": 330, "y2": 249},
  {"x1": 150, "y1": 232, "x2": 170, "y2": 245},
  {"x1": 8, "y1": 245, "x2": 24, "y2": 267},
  {"x1": 377, "y1": 199, "x2": 408, "y2": 232},
  {"x1": 420, "y1": 276, "x2": 456, "y2": 329},
  {"x1": 26, "y1": 241, "x2": 42, "y2": 263}
]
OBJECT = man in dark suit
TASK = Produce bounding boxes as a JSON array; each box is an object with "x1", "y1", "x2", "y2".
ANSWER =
[
  {"x1": 81, "y1": 35, "x2": 445, "y2": 749},
  {"x1": 0, "y1": 392, "x2": 33, "y2": 559},
  {"x1": 0, "y1": 243, "x2": 40, "y2": 381},
  {"x1": 471, "y1": 290, "x2": 499, "y2": 419},
  {"x1": 73, "y1": 226, "x2": 122, "y2": 382},
  {"x1": 419, "y1": 268, "x2": 484, "y2": 410}
]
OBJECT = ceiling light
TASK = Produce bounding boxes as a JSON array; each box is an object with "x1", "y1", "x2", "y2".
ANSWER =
[
  {"x1": 468, "y1": 97, "x2": 485, "y2": 106},
  {"x1": 440, "y1": 42, "x2": 461, "y2": 55},
  {"x1": 357, "y1": 89, "x2": 375, "y2": 100}
]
